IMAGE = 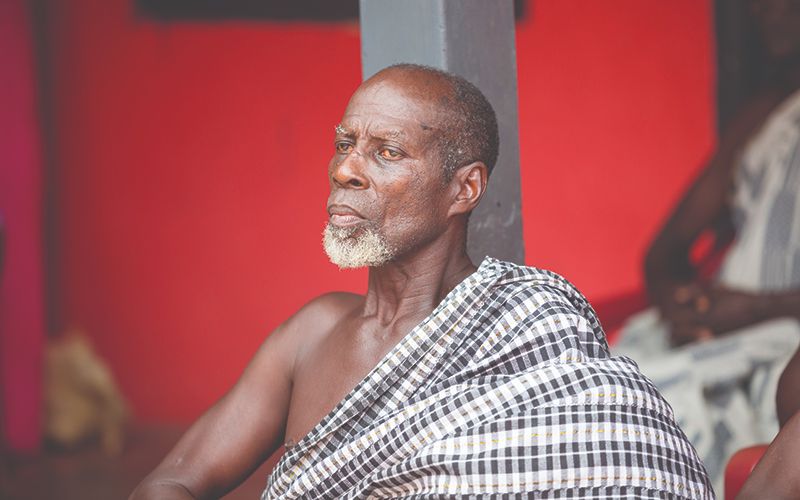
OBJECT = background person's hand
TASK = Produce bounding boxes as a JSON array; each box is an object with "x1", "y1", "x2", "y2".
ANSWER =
[{"x1": 660, "y1": 283, "x2": 765, "y2": 346}]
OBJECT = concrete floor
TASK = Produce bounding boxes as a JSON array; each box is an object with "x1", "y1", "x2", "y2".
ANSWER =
[{"x1": 1, "y1": 425, "x2": 281, "y2": 499}]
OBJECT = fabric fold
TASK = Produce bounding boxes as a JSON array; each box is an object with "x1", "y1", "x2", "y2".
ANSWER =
[{"x1": 263, "y1": 258, "x2": 713, "y2": 499}]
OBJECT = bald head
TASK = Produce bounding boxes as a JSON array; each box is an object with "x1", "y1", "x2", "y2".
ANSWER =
[{"x1": 363, "y1": 64, "x2": 499, "y2": 179}]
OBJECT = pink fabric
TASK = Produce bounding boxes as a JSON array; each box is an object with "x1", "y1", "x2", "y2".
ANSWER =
[{"x1": 0, "y1": 0, "x2": 45, "y2": 453}]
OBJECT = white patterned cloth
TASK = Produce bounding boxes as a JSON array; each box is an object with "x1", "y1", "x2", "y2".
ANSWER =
[
  {"x1": 615, "y1": 313, "x2": 799, "y2": 495},
  {"x1": 719, "y1": 88, "x2": 800, "y2": 291},
  {"x1": 614, "y1": 89, "x2": 800, "y2": 495},
  {"x1": 262, "y1": 258, "x2": 712, "y2": 499}
]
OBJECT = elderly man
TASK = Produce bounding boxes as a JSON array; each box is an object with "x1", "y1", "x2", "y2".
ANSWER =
[{"x1": 132, "y1": 64, "x2": 712, "y2": 499}]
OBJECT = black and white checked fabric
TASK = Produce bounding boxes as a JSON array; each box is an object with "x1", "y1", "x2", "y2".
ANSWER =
[{"x1": 262, "y1": 258, "x2": 713, "y2": 499}]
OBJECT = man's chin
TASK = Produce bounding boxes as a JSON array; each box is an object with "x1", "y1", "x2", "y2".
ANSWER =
[{"x1": 322, "y1": 223, "x2": 394, "y2": 269}]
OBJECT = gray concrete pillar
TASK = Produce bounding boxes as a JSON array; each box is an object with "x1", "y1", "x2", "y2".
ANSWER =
[{"x1": 360, "y1": 0, "x2": 525, "y2": 264}]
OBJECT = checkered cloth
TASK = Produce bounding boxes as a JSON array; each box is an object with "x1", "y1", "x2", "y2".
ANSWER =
[{"x1": 262, "y1": 258, "x2": 713, "y2": 499}]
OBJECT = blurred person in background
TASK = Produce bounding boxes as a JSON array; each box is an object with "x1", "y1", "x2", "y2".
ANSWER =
[{"x1": 614, "y1": 0, "x2": 800, "y2": 491}]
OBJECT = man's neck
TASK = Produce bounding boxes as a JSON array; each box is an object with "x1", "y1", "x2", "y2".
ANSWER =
[{"x1": 361, "y1": 231, "x2": 476, "y2": 329}]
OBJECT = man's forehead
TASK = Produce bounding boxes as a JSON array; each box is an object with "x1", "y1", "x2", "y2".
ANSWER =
[
  {"x1": 366, "y1": 65, "x2": 452, "y2": 93},
  {"x1": 337, "y1": 103, "x2": 439, "y2": 136},
  {"x1": 358, "y1": 69, "x2": 454, "y2": 108},
  {"x1": 350, "y1": 87, "x2": 431, "y2": 113},
  {"x1": 338, "y1": 78, "x2": 450, "y2": 135}
]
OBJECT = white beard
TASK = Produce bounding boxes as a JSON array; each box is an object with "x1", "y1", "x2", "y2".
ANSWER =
[{"x1": 322, "y1": 223, "x2": 395, "y2": 269}]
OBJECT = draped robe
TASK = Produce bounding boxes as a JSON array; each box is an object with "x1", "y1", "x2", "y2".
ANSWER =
[{"x1": 263, "y1": 258, "x2": 713, "y2": 499}]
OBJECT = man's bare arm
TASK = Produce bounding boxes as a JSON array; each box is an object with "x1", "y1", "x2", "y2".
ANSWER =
[
  {"x1": 129, "y1": 321, "x2": 295, "y2": 499},
  {"x1": 644, "y1": 91, "x2": 797, "y2": 343},
  {"x1": 129, "y1": 294, "x2": 349, "y2": 499},
  {"x1": 777, "y1": 342, "x2": 800, "y2": 426},
  {"x1": 737, "y1": 411, "x2": 800, "y2": 500},
  {"x1": 644, "y1": 93, "x2": 778, "y2": 300}
]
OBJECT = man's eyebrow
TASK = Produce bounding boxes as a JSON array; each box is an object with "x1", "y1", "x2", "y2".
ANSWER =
[
  {"x1": 334, "y1": 125, "x2": 431, "y2": 141},
  {"x1": 337, "y1": 126, "x2": 407, "y2": 140}
]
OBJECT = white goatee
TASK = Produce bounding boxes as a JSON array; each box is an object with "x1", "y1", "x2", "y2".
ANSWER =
[{"x1": 322, "y1": 223, "x2": 395, "y2": 269}]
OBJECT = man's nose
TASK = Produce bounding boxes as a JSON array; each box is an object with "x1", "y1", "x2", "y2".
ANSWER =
[{"x1": 330, "y1": 151, "x2": 369, "y2": 189}]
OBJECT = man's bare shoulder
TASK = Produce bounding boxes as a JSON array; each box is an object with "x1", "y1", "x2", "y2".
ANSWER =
[
  {"x1": 294, "y1": 291, "x2": 363, "y2": 321},
  {"x1": 280, "y1": 291, "x2": 363, "y2": 342},
  {"x1": 268, "y1": 292, "x2": 363, "y2": 378}
]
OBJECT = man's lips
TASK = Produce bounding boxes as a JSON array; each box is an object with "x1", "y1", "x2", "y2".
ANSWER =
[{"x1": 327, "y1": 204, "x2": 366, "y2": 227}]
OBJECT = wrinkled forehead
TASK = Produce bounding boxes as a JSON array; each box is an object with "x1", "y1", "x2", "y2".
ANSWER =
[
  {"x1": 361, "y1": 67, "x2": 453, "y2": 100},
  {"x1": 342, "y1": 71, "x2": 454, "y2": 128}
]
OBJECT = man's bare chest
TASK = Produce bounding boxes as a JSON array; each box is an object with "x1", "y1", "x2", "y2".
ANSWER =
[{"x1": 283, "y1": 320, "x2": 410, "y2": 447}]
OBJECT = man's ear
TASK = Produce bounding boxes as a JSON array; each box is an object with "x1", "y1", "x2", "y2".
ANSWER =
[{"x1": 447, "y1": 161, "x2": 488, "y2": 217}]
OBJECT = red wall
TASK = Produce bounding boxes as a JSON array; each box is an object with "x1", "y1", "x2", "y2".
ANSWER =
[
  {"x1": 44, "y1": 0, "x2": 715, "y2": 423},
  {"x1": 519, "y1": 1, "x2": 715, "y2": 298}
]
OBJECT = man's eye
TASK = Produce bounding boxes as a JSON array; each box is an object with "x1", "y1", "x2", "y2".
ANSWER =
[
  {"x1": 378, "y1": 148, "x2": 402, "y2": 160},
  {"x1": 335, "y1": 142, "x2": 353, "y2": 154}
]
